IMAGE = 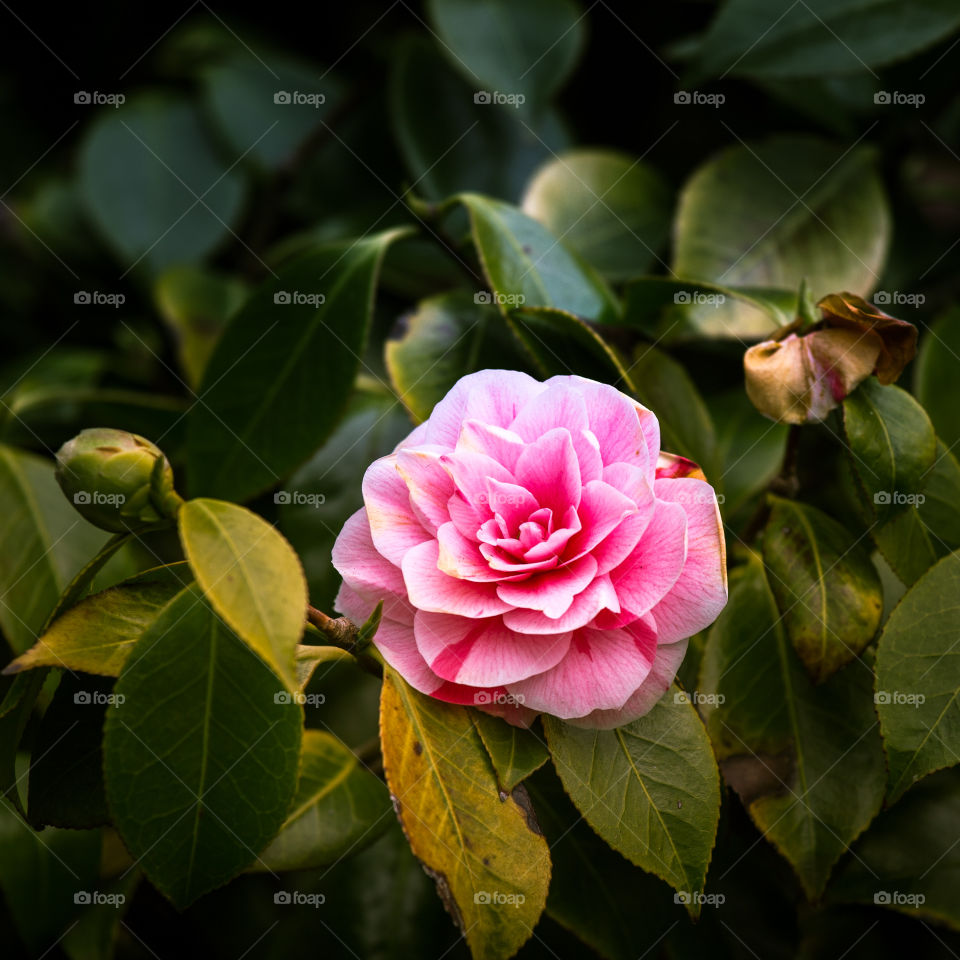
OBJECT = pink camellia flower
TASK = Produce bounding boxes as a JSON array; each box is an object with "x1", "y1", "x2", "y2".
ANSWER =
[{"x1": 332, "y1": 371, "x2": 727, "y2": 729}]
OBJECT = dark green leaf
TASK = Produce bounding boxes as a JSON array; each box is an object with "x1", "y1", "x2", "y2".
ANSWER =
[
  {"x1": 874, "y1": 550, "x2": 960, "y2": 802},
  {"x1": 543, "y1": 692, "x2": 721, "y2": 915},
  {"x1": 103, "y1": 584, "x2": 302, "y2": 908},
  {"x1": 187, "y1": 230, "x2": 407, "y2": 502},
  {"x1": 763, "y1": 496, "x2": 883, "y2": 682},
  {"x1": 79, "y1": 93, "x2": 246, "y2": 273},
  {"x1": 914, "y1": 306, "x2": 960, "y2": 452},
  {"x1": 471, "y1": 712, "x2": 549, "y2": 792}
]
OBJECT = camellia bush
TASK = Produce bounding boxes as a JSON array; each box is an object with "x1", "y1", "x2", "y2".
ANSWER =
[{"x1": 3, "y1": 2, "x2": 960, "y2": 959}]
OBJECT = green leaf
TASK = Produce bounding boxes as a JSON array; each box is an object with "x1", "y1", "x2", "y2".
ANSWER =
[
  {"x1": 507, "y1": 305, "x2": 634, "y2": 387},
  {"x1": 0, "y1": 444, "x2": 108, "y2": 655},
  {"x1": 201, "y1": 51, "x2": 344, "y2": 171},
  {"x1": 0, "y1": 671, "x2": 47, "y2": 814},
  {"x1": 277, "y1": 388, "x2": 414, "y2": 611},
  {"x1": 843, "y1": 379, "x2": 937, "y2": 523},
  {"x1": 871, "y1": 441, "x2": 960, "y2": 585},
  {"x1": 255, "y1": 729, "x2": 390, "y2": 872},
  {"x1": 178, "y1": 498, "x2": 307, "y2": 692},
  {"x1": 472, "y1": 712, "x2": 549, "y2": 792},
  {"x1": 27, "y1": 673, "x2": 114, "y2": 829},
  {"x1": 154, "y1": 265, "x2": 247, "y2": 389},
  {"x1": 622, "y1": 276, "x2": 795, "y2": 338},
  {"x1": 763, "y1": 497, "x2": 883, "y2": 682},
  {"x1": 543, "y1": 692, "x2": 721, "y2": 915},
  {"x1": 684, "y1": 0, "x2": 960, "y2": 81},
  {"x1": 521, "y1": 149, "x2": 672, "y2": 280},
  {"x1": 103, "y1": 584, "x2": 302, "y2": 908},
  {"x1": 699, "y1": 555, "x2": 885, "y2": 897},
  {"x1": 379, "y1": 668, "x2": 550, "y2": 960},
  {"x1": 0, "y1": 800, "x2": 101, "y2": 954},
  {"x1": 673, "y1": 137, "x2": 890, "y2": 337},
  {"x1": 5, "y1": 569, "x2": 188, "y2": 678},
  {"x1": 187, "y1": 231, "x2": 407, "y2": 502},
  {"x1": 828, "y1": 767, "x2": 960, "y2": 930},
  {"x1": 385, "y1": 291, "x2": 524, "y2": 423},
  {"x1": 629, "y1": 345, "x2": 717, "y2": 475},
  {"x1": 390, "y1": 35, "x2": 569, "y2": 203},
  {"x1": 426, "y1": 0, "x2": 585, "y2": 109},
  {"x1": 78, "y1": 93, "x2": 246, "y2": 273},
  {"x1": 459, "y1": 192, "x2": 620, "y2": 322},
  {"x1": 914, "y1": 306, "x2": 960, "y2": 452},
  {"x1": 295, "y1": 644, "x2": 355, "y2": 690},
  {"x1": 874, "y1": 550, "x2": 960, "y2": 802}
]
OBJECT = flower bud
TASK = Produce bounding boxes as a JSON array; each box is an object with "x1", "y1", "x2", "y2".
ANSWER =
[
  {"x1": 744, "y1": 329, "x2": 881, "y2": 424},
  {"x1": 55, "y1": 428, "x2": 183, "y2": 532}
]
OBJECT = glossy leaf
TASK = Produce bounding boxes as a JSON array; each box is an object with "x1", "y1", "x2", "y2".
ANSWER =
[
  {"x1": 460, "y1": 192, "x2": 620, "y2": 322},
  {"x1": 763, "y1": 497, "x2": 883, "y2": 682},
  {"x1": 103, "y1": 584, "x2": 302, "y2": 908},
  {"x1": 914, "y1": 306, "x2": 960, "y2": 452},
  {"x1": 543, "y1": 692, "x2": 721, "y2": 915},
  {"x1": 0, "y1": 444, "x2": 107, "y2": 655},
  {"x1": 684, "y1": 0, "x2": 960, "y2": 81},
  {"x1": 843, "y1": 379, "x2": 937, "y2": 523},
  {"x1": 390, "y1": 36, "x2": 569, "y2": 202},
  {"x1": 426, "y1": 0, "x2": 585, "y2": 108},
  {"x1": 296, "y1": 644, "x2": 355, "y2": 690},
  {"x1": 178, "y1": 498, "x2": 307, "y2": 691},
  {"x1": 379, "y1": 668, "x2": 550, "y2": 960},
  {"x1": 472, "y1": 711, "x2": 549, "y2": 792},
  {"x1": 871, "y1": 441, "x2": 960, "y2": 585},
  {"x1": 507, "y1": 305, "x2": 634, "y2": 387},
  {"x1": 154, "y1": 265, "x2": 247, "y2": 389},
  {"x1": 385, "y1": 291, "x2": 524, "y2": 423},
  {"x1": 5, "y1": 572, "x2": 187, "y2": 678},
  {"x1": 828, "y1": 767, "x2": 960, "y2": 930},
  {"x1": 255, "y1": 729, "x2": 390, "y2": 872},
  {"x1": 699, "y1": 556, "x2": 885, "y2": 897},
  {"x1": 187, "y1": 230, "x2": 407, "y2": 502},
  {"x1": 78, "y1": 93, "x2": 246, "y2": 273},
  {"x1": 521, "y1": 149, "x2": 672, "y2": 280},
  {"x1": 674, "y1": 138, "x2": 889, "y2": 337},
  {"x1": 874, "y1": 550, "x2": 960, "y2": 802}
]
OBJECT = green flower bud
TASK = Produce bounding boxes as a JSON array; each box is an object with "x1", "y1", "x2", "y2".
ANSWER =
[{"x1": 55, "y1": 428, "x2": 183, "y2": 532}]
